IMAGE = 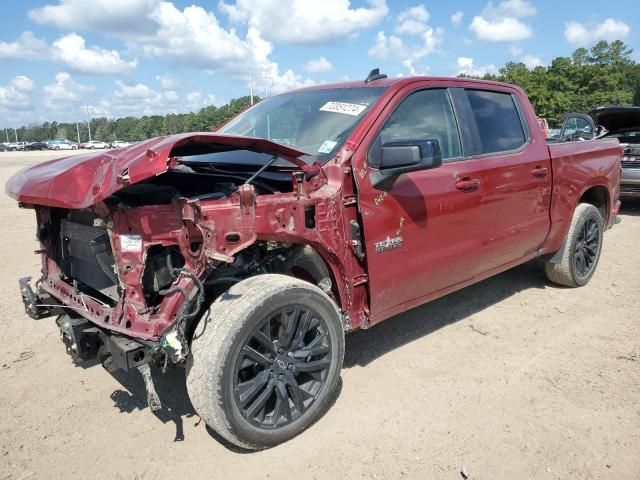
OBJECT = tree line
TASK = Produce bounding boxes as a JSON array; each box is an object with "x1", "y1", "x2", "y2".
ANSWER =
[
  {"x1": 5, "y1": 96, "x2": 257, "y2": 144},
  {"x1": 4, "y1": 39, "x2": 639, "y2": 143}
]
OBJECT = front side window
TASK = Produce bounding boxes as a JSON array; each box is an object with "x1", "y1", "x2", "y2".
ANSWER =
[
  {"x1": 377, "y1": 89, "x2": 462, "y2": 160},
  {"x1": 465, "y1": 90, "x2": 526, "y2": 155}
]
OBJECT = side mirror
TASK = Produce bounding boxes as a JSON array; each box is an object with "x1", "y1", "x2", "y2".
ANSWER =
[
  {"x1": 559, "y1": 113, "x2": 596, "y2": 142},
  {"x1": 369, "y1": 138, "x2": 443, "y2": 191}
]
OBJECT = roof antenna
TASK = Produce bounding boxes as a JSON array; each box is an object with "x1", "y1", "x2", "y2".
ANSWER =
[{"x1": 365, "y1": 68, "x2": 387, "y2": 83}]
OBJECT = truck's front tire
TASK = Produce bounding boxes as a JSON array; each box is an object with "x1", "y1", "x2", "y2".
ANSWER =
[
  {"x1": 186, "y1": 274, "x2": 344, "y2": 450},
  {"x1": 544, "y1": 203, "x2": 604, "y2": 287}
]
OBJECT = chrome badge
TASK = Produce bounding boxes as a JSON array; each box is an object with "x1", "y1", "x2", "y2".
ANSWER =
[{"x1": 374, "y1": 236, "x2": 403, "y2": 253}]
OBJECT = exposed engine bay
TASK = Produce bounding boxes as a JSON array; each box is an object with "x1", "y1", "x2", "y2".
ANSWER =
[{"x1": 11, "y1": 132, "x2": 370, "y2": 401}]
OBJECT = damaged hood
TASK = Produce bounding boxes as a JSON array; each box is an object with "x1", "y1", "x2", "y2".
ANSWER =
[
  {"x1": 590, "y1": 106, "x2": 640, "y2": 135},
  {"x1": 5, "y1": 132, "x2": 313, "y2": 209}
]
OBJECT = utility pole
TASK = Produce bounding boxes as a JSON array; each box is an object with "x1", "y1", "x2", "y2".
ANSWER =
[
  {"x1": 75, "y1": 105, "x2": 81, "y2": 143},
  {"x1": 249, "y1": 67, "x2": 274, "y2": 104},
  {"x1": 249, "y1": 68, "x2": 255, "y2": 105},
  {"x1": 14, "y1": 128, "x2": 18, "y2": 142},
  {"x1": 86, "y1": 106, "x2": 92, "y2": 142},
  {"x1": 259, "y1": 75, "x2": 274, "y2": 98}
]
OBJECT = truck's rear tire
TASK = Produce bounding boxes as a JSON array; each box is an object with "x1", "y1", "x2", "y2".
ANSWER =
[
  {"x1": 544, "y1": 203, "x2": 604, "y2": 287},
  {"x1": 186, "y1": 274, "x2": 344, "y2": 450}
]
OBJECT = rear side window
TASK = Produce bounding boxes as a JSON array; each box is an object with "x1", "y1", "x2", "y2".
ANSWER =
[
  {"x1": 465, "y1": 90, "x2": 526, "y2": 155},
  {"x1": 378, "y1": 89, "x2": 462, "y2": 160}
]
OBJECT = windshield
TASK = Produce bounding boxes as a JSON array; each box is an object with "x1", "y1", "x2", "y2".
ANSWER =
[{"x1": 218, "y1": 87, "x2": 386, "y2": 163}]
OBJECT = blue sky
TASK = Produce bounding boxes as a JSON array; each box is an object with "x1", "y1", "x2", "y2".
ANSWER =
[{"x1": 0, "y1": 0, "x2": 638, "y2": 127}]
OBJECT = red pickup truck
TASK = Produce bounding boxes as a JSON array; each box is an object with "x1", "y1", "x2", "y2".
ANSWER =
[{"x1": 7, "y1": 71, "x2": 621, "y2": 450}]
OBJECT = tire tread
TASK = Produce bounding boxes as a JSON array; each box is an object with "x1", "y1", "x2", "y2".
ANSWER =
[
  {"x1": 544, "y1": 203, "x2": 603, "y2": 287},
  {"x1": 187, "y1": 274, "x2": 343, "y2": 450}
]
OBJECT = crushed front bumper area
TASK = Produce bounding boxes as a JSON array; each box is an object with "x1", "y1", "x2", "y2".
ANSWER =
[
  {"x1": 19, "y1": 277, "x2": 151, "y2": 370},
  {"x1": 18, "y1": 276, "x2": 164, "y2": 410},
  {"x1": 19, "y1": 276, "x2": 60, "y2": 320},
  {"x1": 55, "y1": 314, "x2": 153, "y2": 372}
]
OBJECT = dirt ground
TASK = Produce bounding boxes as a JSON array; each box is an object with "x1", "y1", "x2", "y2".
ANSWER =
[{"x1": 0, "y1": 151, "x2": 638, "y2": 480}]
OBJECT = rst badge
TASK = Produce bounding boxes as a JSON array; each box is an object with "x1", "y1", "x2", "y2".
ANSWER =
[{"x1": 374, "y1": 236, "x2": 403, "y2": 253}]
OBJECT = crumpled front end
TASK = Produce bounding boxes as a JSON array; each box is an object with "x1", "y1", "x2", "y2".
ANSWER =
[{"x1": 9, "y1": 135, "x2": 370, "y2": 374}]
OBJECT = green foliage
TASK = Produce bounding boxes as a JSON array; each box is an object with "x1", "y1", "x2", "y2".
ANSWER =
[
  {"x1": 462, "y1": 40, "x2": 637, "y2": 126},
  {"x1": 9, "y1": 95, "x2": 256, "y2": 143}
]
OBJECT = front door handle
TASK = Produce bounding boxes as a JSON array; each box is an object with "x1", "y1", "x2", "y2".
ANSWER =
[
  {"x1": 531, "y1": 166, "x2": 549, "y2": 178},
  {"x1": 455, "y1": 178, "x2": 480, "y2": 192}
]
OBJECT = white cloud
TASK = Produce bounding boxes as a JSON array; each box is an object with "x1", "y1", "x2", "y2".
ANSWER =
[
  {"x1": 140, "y1": 4, "x2": 270, "y2": 72},
  {"x1": 370, "y1": 5, "x2": 443, "y2": 75},
  {"x1": 396, "y1": 5, "x2": 430, "y2": 35},
  {"x1": 509, "y1": 45, "x2": 523, "y2": 56},
  {"x1": 88, "y1": 80, "x2": 189, "y2": 118},
  {"x1": 451, "y1": 11, "x2": 464, "y2": 26},
  {"x1": 0, "y1": 76, "x2": 36, "y2": 112},
  {"x1": 369, "y1": 31, "x2": 403, "y2": 60},
  {"x1": 12, "y1": 76, "x2": 35, "y2": 93},
  {"x1": 564, "y1": 18, "x2": 630, "y2": 46},
  {"x1": 30, "y1": 0, "x2": 314, "y2": 86},
  {"x1": 469, "y1": 0, "x2": 535, "y2": 43},
  {"x1": 304, "y1": 56, "x2": 333, "y2": 73},
  {"x1": 456, "y1": 56, "x2": 498, "y2": 77},
  {"x1": 114, "y1": 81, "x2": 160, "y2": 100},
  {"x1": 369, "y1": 28, "x2": 442, "y2": 75},
  {"x1": 0, "y1": 31, "x2": 49, "y2": 59},
  {"x1": 186, "y1": 91, "x2": 218, "y2": 110},
  {"x1": 29, "y1": 0, "x2": 160, "y2": 36},
  {"x1": 522, "y1": 54, "x2": 543, "y2": 69},
  {"x1": 260, "y1": 63, "x2": 317, "y2": 95},
  {"x1": 155, "y1": 74, "x2": 179, "y2": 90},
  {"x1": 220, "y1": 0, "x2": 388, "y2": 44},
  {"x1": 481, "y1": 0, "x2": 536, "y2": 19},
  {"x1": 30, "y1": 1, "x2": 270, "y2": 73},
  {"x1": 469, "y1": 16, "x2": 532, "y2": 42},
  {"x1": 44, "y1": 73, "x2": 95, "y2": 108},
  {"x1": 51, "y1": 33, "x2": 137, "y2": 74},
  {"x1": 163, "y1": 90, "x2": 179, "y2": 102}
]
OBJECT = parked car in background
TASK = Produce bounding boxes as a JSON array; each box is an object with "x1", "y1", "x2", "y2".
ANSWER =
[
  {"x1": 8, "y1": 73, "x2": 622, "y2": 450},
  {"x1": 6, "y1": 141, "x2": 28, "y2": 151},
  {"x1": 48, "y1": 140, "x2": 78, "y2": 150},
  {"x1": 0, "y1": 143, "x2": 10, "y2": 152},
  {"x1": 26, "y1": 141, "x2": 50, "y2": 151},
  {"x1": 110, "y1": 141, "x2": 132, "y2": 148},
  {"x1": 561, "y1": 107, "x2": 640, "y2": 199},
  {"x1": 80, "y1": 140, "x2": 109, "y2": 149}
]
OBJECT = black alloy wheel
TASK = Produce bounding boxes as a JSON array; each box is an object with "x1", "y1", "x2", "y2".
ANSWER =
[
  {"x1": 233, "y1": 305, "x2": 331, "y2": 430},
  {"x1": 574, "y1": 217, "x2": 599, "y2": 278},
  {"x1": 187, "y1": 274, "x2": 344, "y2": 449}
]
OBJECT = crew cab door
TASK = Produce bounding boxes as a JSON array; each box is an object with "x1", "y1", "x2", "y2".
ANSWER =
[
  {"x1": 353, "y1": 85, "x2": 487, "y2": 323},
  {"x1": 452, "y1": 88, "x2": 552, "y2": 273},
  {"x1": 353, "y1": 83, "x2": 551, "y2": 325}
]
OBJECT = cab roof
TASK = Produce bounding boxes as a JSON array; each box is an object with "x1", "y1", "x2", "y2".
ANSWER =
[{"x1": 284, "y1": 75, "x2": 523, "y2": 95}]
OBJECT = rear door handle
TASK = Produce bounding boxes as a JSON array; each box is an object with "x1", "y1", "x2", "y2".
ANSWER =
[
  {"x1": 531, "y1": 166, "x2": 548, "y2": 178},
  {"x1": 455, "y1": 178, "x2": 480, "y2": 192}
]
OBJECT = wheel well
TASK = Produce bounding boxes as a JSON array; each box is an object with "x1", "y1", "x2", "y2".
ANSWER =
[
  {"x1": 280, "y1": 244, "x2": 341, "y2": 307},
  {"x1": 578, "y1": 186, "x2": 608, "y2": 223}
]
